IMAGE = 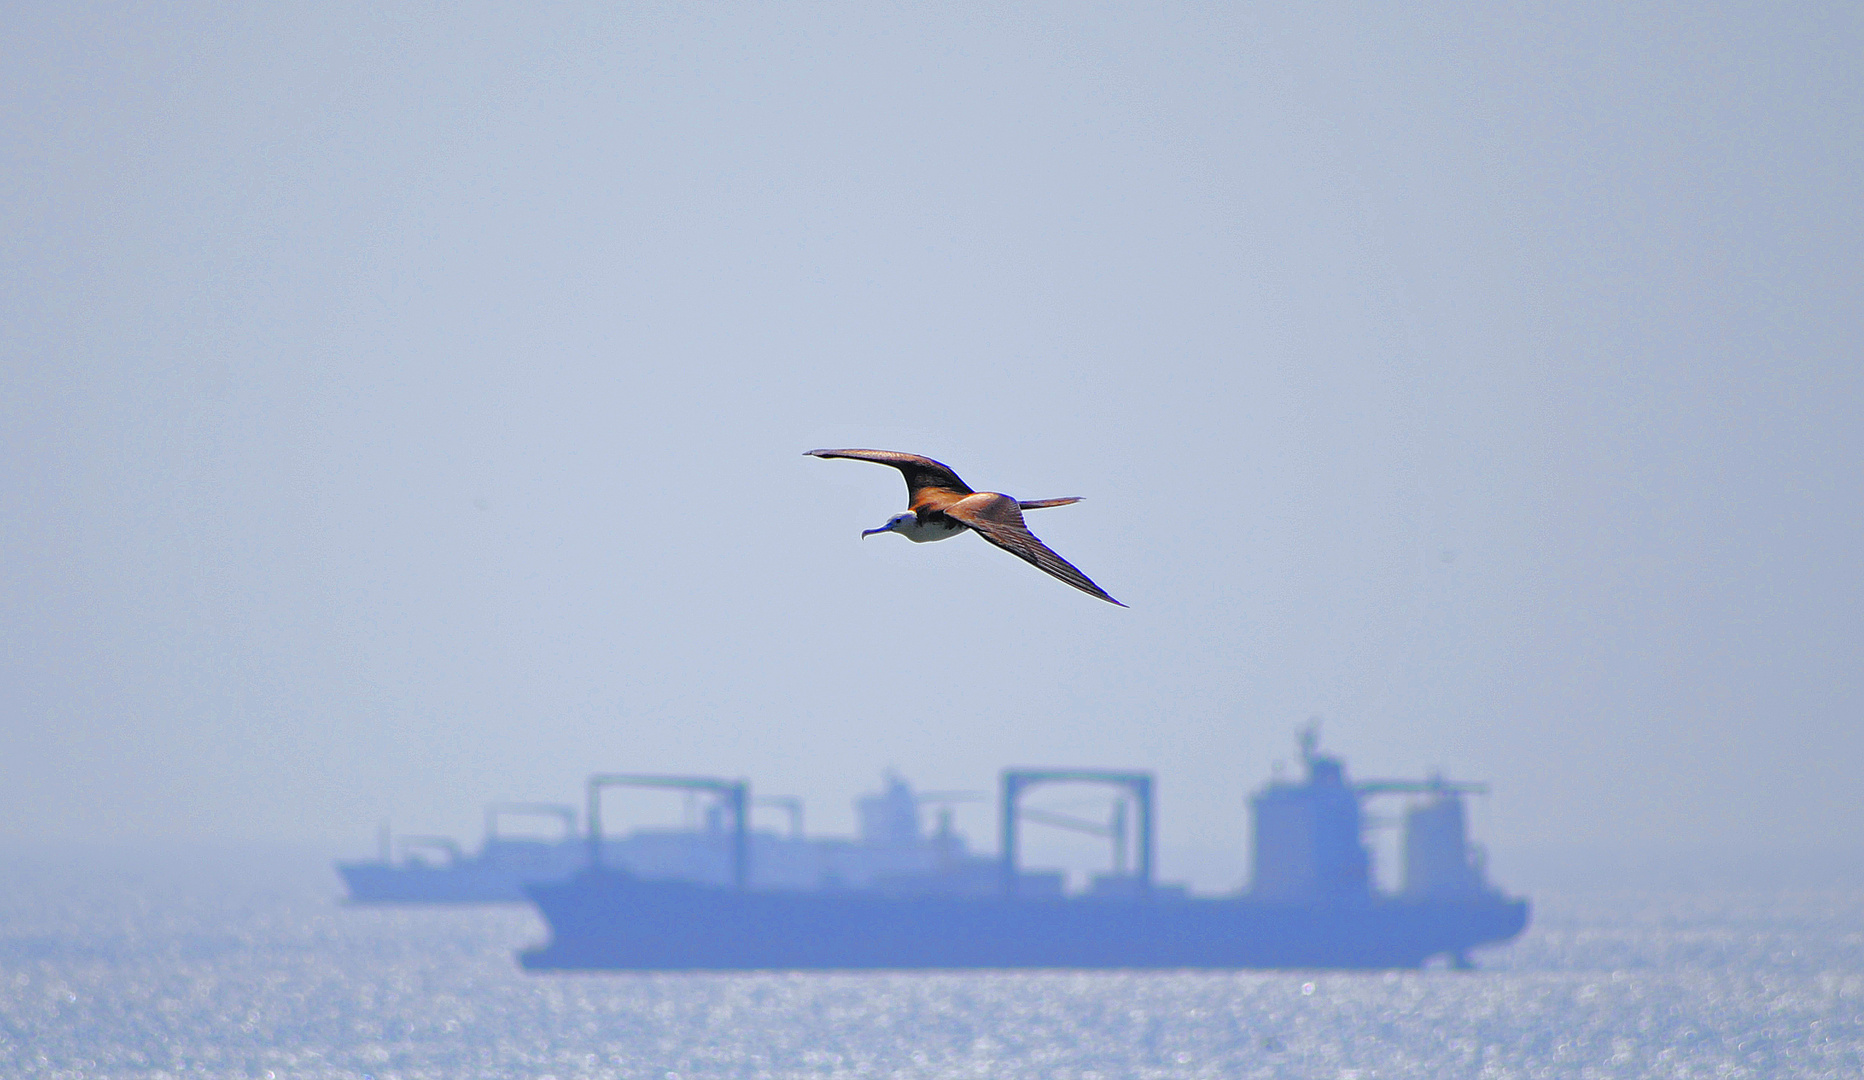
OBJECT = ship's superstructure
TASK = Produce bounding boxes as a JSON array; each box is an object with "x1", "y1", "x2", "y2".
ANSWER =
[
  {"x1": 1400, "y1": 787, "x2": 1491, "y2": 899},
  {"x1": 1249, "y1": 728, "x2": 1372, "y2": 902},
  {"x1": 1247, "y1": 725, "x2": 1497, "y2": 905}
]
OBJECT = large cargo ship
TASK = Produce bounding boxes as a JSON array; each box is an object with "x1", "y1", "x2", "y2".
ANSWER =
[{"x1": 520, "y1": 732, "x2": 1529, "y2": 970}]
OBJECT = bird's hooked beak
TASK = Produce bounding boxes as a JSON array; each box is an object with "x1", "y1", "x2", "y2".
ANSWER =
[{"x1": 864, "y1": 512, "x2": 913, "y2": 537}]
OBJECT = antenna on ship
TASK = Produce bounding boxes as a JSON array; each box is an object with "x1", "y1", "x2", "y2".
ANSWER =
[{"x1": 1299, "y1": 716, "x2": 1322, "y2": 766}]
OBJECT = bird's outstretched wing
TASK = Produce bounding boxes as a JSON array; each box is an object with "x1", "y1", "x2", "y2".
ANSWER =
[
  {"x1": 805, "y1": 449, "x2": 974, "y2": 506},
  {"x1": 941, "y1": 492, "x2": 1125, "y2": 606}
]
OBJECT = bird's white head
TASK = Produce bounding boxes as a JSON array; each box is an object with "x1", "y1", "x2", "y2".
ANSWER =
[{"x1": 862, "y1": 512, "x2": 917, "y2": 538}]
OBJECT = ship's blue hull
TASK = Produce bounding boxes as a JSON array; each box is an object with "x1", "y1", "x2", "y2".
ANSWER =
[{"x1": 520, "y1": 871, "x2": 1529, "y2": 971}]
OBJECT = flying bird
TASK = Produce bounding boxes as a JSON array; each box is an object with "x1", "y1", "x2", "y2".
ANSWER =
[{"x1": 805, "y1": 448, "x2": 1124, "y2": 606}]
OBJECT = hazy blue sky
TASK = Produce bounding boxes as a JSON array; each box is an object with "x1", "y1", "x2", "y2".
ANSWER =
[{"x1": 4, "y1": 3, "x2": 1859, "y2": 890}]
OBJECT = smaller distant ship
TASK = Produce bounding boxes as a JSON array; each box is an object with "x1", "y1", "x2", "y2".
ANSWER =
[
  {"x1": 337, "y1": 803, "x2": 585, "y2": 903},
  {"x1": 335, "y1": 776, "x2": 994, "y2": 903}
]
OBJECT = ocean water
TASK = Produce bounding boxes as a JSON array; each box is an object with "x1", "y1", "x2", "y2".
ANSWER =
[{"x1": 2, "y1": 855, "x2": 1860, "y2": 1079}]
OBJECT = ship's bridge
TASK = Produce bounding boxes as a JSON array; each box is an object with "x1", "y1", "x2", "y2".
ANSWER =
[{"x1": 1248, "y1": 724, "x2": 1498, "y2": 904}]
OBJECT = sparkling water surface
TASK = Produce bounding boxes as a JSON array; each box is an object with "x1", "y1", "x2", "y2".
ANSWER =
[{"x1": 3, "y1": 856, "x2": 1860, "y2": 1079}]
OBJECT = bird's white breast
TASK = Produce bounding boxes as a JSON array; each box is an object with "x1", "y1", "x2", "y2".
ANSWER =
[{"x1": 898, "y1": 517, "x2": 968, "y2": 543}]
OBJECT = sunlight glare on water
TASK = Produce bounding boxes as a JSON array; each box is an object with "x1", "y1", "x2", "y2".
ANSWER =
[{"x1": 1, "y1": 858, "x2": 1860, "y2": 1079}]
